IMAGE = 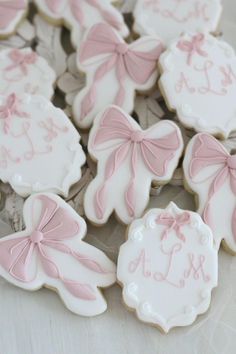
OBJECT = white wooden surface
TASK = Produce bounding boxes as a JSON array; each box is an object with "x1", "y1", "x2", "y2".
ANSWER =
[{"x1": 0, "y1": 1, "x2": 236, "y2": 353}]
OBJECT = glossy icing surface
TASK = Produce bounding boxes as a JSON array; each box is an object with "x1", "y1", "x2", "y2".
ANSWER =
[
  {"x1": 0, "y1": 0, "x2": 28, "y2": 37},
  {"x1": 117, "y1": 202, "x2": 218, "y2": 332}
]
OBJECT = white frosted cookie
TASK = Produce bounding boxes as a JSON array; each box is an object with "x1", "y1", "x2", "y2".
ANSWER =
[
  {"x1": 117, "y1": 202, "x2": 218, "y2": 332},
  {"x1": 73, "y1": 23, "x2": 164, "y2": 129},
  {"x1": 0, "y1": 93, "x2": 85, "y2": 197},
  {"x1": 183, "y1": 132, "x2": 236, "y2": 255},
  {"x1": 0, "y1": 0, "x2": 28, "y2": 38},
  {"x1": 34, "y1": 0, "x2": 129, "y2": 48},
  {"x1": 0, "y1": 193, "x2": 116, "y2": 316},
  {"x1": 159, "y1": 32, "x2": 236, "y2": 138},
  {"x1": 0, "y1": 48, "x2": 56, "y2": 99},
  {"x1": 84, "y1": 105, "x2": 183, "y2": 225},
  {"x1": 133, "y1": 0, "x2": 222, "y2": 45}
]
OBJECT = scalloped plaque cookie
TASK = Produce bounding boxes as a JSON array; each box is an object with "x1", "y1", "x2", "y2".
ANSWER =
[
  {"x1": 84, "y1": 106, "x2": 183, "y2": 225},
  {"x1": 133, "y1": 0, "x2": 222, "y2": 44},
  {"x1": 0, "y1": 0, "x2": 28, "y2": 38},
  {"x1": 117, "y1": 202, "x2": 218, "y2": 332},
  {"x1": 159, "y1": 32, "x2": 236, "y2": 138},
  {"x1": 34, "y1": 0, "x2": 129, "y2": 48},
  {"x1": 183, "y1": 133, "x2": 236, "y2": 254},
  {"x1": 0, "y1": 93, "x2": 85, "y2": 197},
  {"x1": 0, "y1": 193, "x2": 116, "y2": 315},
  {"x1": 73, "y1": 23, "x2": 164, "y2": 129},
  {"x1": 0, "y1": 48, "x2": 56, "y2": 99}
]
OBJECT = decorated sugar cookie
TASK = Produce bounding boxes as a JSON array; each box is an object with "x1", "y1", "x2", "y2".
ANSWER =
[
  {"x1": 0, "y1": 193, "x2": 116, "y2": 315},
  {"x1": 159, "y1": 32, "x2": 236, "y2": 138},
  {"x1": 183, "y1": 133, "x2": 236, "y2": 254},
  {"x1": 0, "y1": 93, "x2": 85, "y2": 197},
  {"x1": 34, "y1": 0, "x2": 129, "y2": 48},
  {"x1": 73, "y1": 23, "x2": 164, "y2": 129},
  {"x1": 84, "y1": 106, "x2": 183, "y2": 225},
  {"x1": 117, "y1": 202, "x2": 218, "y2": 332},
  {"x1": 133, "y1": 0, "x2": 222, "y2": 45},
  {"x1": 0, "y1": 48, "x2": 56, "y2": 99},
  {"x1": 0, "y1": 0, "x2": 28, "y2": 38}
]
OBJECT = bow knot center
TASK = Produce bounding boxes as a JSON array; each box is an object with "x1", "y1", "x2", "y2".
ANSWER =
[
  {"x1": 130, "y1": 130, "x2": 144, "y2": 143},
  {"x1": 116, "y1": 43, "x2": 128, "y2": 55},
  {"x1": 227, "y1": 155, "x2": 236, "y2": 169},
  {"x1": 30, "y1": 231, "x2": 43, "y2": 244}
]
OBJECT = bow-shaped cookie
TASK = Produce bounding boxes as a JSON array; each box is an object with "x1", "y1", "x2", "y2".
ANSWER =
[
  {"x1": 0, "y1": 0, "x2": 26, "y2": 30},
  {"x1": 73, "y1": 23, "x2": 163, "y2": 128},
  {"x1": 0, "y1": 194, "x2": 116, "y2": 315}
]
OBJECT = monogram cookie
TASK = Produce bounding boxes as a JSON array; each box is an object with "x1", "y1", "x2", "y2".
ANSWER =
[
  {"x1": 0, "y1": 93, "x2": 85, "y2": 197},
  {"x1": 183, "y1": 132, "x2": 236, "y2": 255},
  {"x1": 117, "y1": 202, "x2": 218, "y2": 332},
  {"x1": 133, "y1": 0, "x2": 222, "y2": 45},
  {"x1": 84, "y1": 105, "x2": 183, "y2": 225},
  {"x1": 0, "y1": 193, "x2": 116, "y2": 315},
  {"x1": 159, "y1": 32, "x2": 236, "y2": 138},
  {"x1": 0, "y1": 0, "x2": 28, "y2": 38},
  {"x1": 0, "y1": 48, "x2": 56, "y2": 99}
]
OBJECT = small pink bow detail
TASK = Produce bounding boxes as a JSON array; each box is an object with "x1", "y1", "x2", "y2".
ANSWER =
[
  {"x1": 156, "y1": 212, "x2": 191, "y2": 242},
  {"x1": 177, "y1": 33, "x2": 208, "y2": 65},
  {"x1": 0, "y1": 0, "x2": 26, "y2": 30},
  {"x1": 79, "y1": 23, "x2": 163, "y2": 120},
  {"x1": 0, "y1": 93, "x2": 29, "y2": 134},
  {"x1": 5, "y1": 49, "x2": 37, "y2": 76},
  {"x1": 93, "y1": 107, "x2": 181, "y2": 219},
  {"x1": 189, "y1": 133, "x2": 236, "y2": 238},
  {"x1": 0, "y1": 195, "x2": 109, "y2": 301}
]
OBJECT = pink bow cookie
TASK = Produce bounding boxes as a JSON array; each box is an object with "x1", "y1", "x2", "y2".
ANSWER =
[
  {"x1": 34, "y1": 0, "x2": 129, "y2": 48},
  {"x1": 183, "y1": 133, "x2": 236, "y2": 254},
  {"x1": 84, "y1": 106, "x2": 183, "y2": 225},
  {"x1": 0, "y1": 193, "x2": 116, "y2": 315},
  {"x1": 0, "y1": 0, "x2": 27, "y2": 35},
  {"x1": 73, "y1": 23, "x2": 164, "y2": 129}
]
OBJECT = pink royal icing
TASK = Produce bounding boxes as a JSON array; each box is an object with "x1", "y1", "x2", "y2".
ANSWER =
[
  {"x1": 0, "y1": 0, "x2": 27, "y2": 31},
  {"x1": 0, "y1": 193, "x2": 116, "y2": 315},
  {"x1": 84, "y1": 106, "x2": 183, "y2": 225}
]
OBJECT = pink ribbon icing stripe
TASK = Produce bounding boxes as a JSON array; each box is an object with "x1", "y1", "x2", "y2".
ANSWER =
[
  {"x1": 156, "y1": 212, "x2": 191, "y2": 242},
  {"x1": 189, "y1": 133, "x2": 236, "y2": 240},
  {"x1": 177, "y1": 33, "x2": 208, "y2": 65},
  {"x1": 0, "y1": 0, "x2": 26, "y2": 29},
  {"x1": 79, "y1": 23, "x2": 163, "y2": 120},
  {"x1": 93, "y1": 107, "x2": 180, "y2": 219},
  {"x1": 0, "y1": 195, "x2": 109, "y2": 300},
  {"x1": 5, "y1": 49, "x2": 37, "y2": 75}
]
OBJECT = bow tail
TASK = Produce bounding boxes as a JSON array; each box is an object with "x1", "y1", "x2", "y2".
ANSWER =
[
  {"x1": 70, "y1": 0, "x2": 84, "y2": 27},
  {"x1": 125, "y1": 143, "x2": 138, "y2": 217},
  {"x1": 114, "y1": 56, "x2": 126, "y2": 106},
  {"x1": 80, "y1": 55, "x2": 117, "y2": 121}
]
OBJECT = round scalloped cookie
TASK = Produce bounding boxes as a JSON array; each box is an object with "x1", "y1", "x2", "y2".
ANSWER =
[
  {"x1": 0, "y1": 0, "x2": 28, "y2": 38},
  {"x1": 0, "y1": 48, "x2": 56, "y2": 99},
  {"x1": 159, "y1": 32, "x2": 236, "y2": 139},
  {"x1": 133, "y1": 0, "x2": 222, "y2": 45},
  {"x1": 183, "y1": 132, "x2": 236, "y2": 255},
  {"x1": 0, "y1": 93, "x2": 86, "y2": 197},
  {"x1": 34, "y1": 0, "x2": 129, "y2": 49},
  {"x1": 117, "y1": 202, "x2": 218, "y2": 333}
]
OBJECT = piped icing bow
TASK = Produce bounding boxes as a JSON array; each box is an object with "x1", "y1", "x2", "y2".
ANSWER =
[
  {"x1": 92, "y1": 107, "x2": 181, "y2": 219},
  {"x1": 0, "y1": 0, "x2": 26, "y2": 30},
  {"x1": 79, "y1": 23, "x2": 163, "y2": 120},
  {"x1": 5, "y1": 49, "x2": 37, "y2": 76},
  {"x1": 45, "y1": 0, "x2": 123, "y2": 30},
  {"x1": 0, "y1": 195, "x2": 110, "y2": 301},
  {"x1": 177, "y1": 33, "x2": 207, "y2": 65},
  {"x1": 156, "y1": 212, "x2": 191, "y2": 242},
  {"x1": 189, "y1": 133, "x2": 236, "y2": 235}
]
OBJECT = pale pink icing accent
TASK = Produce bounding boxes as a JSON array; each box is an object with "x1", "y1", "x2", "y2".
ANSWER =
[
  {"x1": 156, "y1": 212, "x2": 191, "y2": 242},
  {"x1": 220, "y1": 64, "x2": 236, "y2": 87},
  {"x1": 0, "y1": 195, "x2": 110, "y2": 300},
  {"x1": 0, "y1": 93, "x2": 29, "y2": 134},
  {"x1": 175, "y1": 72, "x2": 196, "y2": 94},
  {"x1": 184, "y1": 254, "x2": 210, "y2": 282},
  {"x1": 0, "y1": 0, "x2": 26, "y2": 30},
  {"x1": 45, "y1": 0, "x2": 63, "y2": 13},
  {"x1": 0, "y1": 146, "x2": 20, "y2": 169},
  {"x1": 189, "y1": 133, "x2": 236, "y2": 233},
  {"x1": 93, "y1": 107, "x2": 180, "y2": 219},
  {"x1": 177, "y1": 34, "x2": 207, "y2": 65},
  {"x1": 79, "y1": 23, "x2": 163, "y2": 120},
  {"x1": 38, "y1": 117, "x2": 68, "y2": 142},
  {"x1": 4, "y1": 49, "x2": 37, "y2": 79}
]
